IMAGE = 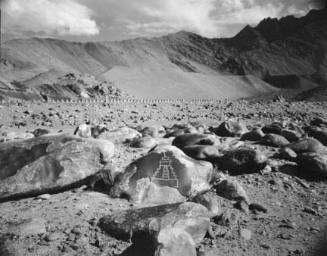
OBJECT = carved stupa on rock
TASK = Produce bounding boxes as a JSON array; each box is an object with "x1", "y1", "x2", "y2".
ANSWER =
[{"x1": 152, "y1": 152, "x2": 179, "y2": 188}]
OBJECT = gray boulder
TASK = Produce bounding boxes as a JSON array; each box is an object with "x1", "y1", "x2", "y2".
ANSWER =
[
  {"x1": 182, "y1": 145, "x2": 221, "y2": 162},
  {"x1": 217, "y1": 148, "x2": 267, "y2": 175},
  {"x1": 279, "y1": 147, "x2": 298, "y2": 161},
  {"x1": 281, "y1": 129, "x2": 302, "y2": 142},
  {"x1": 111, "y1": 145, "x2": 215, "y2": 203},
  {"x1": 212, "y1": 120, "x2": 248, "y2": 137},
  {"x1": 241, "y1": 128, "x2": 264, "y2": 141},
  {"x1": 98, "y1": 127, "x2": 141, "y2": 143},
  {"x1": 98, "y1": 202, "x2": 211, "y2": 245},
  {"x1": 261, "y1": 134, "x2": 290, "y2": 147},
  {"x1": 286, "y1": 138, "x2": 326, "y2": 154},
  {"x1": 262, "y1": 123, "x2": 283, "y2": 135},
  {"x1": 307, "y1": 126, "x2": 327, "y2": 146},
  {"x1": 297, "y1": 153, "x2": 327, "y2": 180},
  {"x1": 0, "y1": 134, "x2": 114, "y2": 201},
  {"x1": 172, "y1": 133, "x2": 219, "y2": 149}
]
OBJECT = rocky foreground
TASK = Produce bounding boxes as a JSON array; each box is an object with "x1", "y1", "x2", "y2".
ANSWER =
[{"x1": 0, "y1": 98, "x2": 327, "y2": 256}]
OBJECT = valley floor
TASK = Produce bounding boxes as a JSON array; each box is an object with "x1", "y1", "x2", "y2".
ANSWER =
[{"x1": 0, "y1": 98, "x2": 327, "y2": 256}]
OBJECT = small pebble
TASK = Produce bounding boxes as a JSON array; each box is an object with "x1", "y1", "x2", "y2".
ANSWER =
[
  {"x1": 240, "y1": 229, "x2": 252, "y2": 240},
  {"x1": 36, "y1": 194, "x2": 51, "y2": 200}
]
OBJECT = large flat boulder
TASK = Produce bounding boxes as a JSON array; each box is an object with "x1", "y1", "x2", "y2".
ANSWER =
[
  {"x1": 98, "y1": 202, "x2": 210, "y2": 243},
  {"x1": 0, "y1": 134, "x2": 114, "y2": 201}
]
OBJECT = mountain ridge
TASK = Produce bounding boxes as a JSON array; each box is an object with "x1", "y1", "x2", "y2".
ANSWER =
[{"x1": 0, "y1": 7, "x2": 326, "y2": 100}]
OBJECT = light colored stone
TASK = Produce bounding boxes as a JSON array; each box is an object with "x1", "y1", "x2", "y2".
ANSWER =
[
  {"x1": 111, "y1": 145, "x2": 214, "y2": 201},
  {"x1": 240, "y1": 229, "x2": 252, "y2": 240}
]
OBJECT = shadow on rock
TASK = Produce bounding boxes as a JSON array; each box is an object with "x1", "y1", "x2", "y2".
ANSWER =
[{"x1": 119, "y1": 235, "x2": 156, "y2": 256}]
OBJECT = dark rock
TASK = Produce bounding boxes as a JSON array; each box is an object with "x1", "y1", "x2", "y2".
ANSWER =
[
  {"x1": 310, "y1": 118, "x2": 327, "y2": 127},
  {"x1": 217, "y1": 148, "x2": 267, "y2": 175},
  {"x1": 281, "y1": 129, "x2": 302, "y2": 142},
  {"x1": 111, "y1": 145, "x2": 215, "y2": 204},
  {"x1": 32, "y1": 128, "x2": 50, "y2": 137},
  {"x1": 262, "y1": 123, "x2": 283, "y2": 135},
  {"x1": 212, "y1": 120, "x2": 248, "y2": 137},
  {"x1": 0, "y1": 134, "x2": 114, "y2": 201},
  {"x1": 297, "y1": 153, "x2": 327, "y2": 180},
  {"x1": 182, "y1": 145, "x2": 220, "y2": 162},
  {"x1": 306, "y1": 126, "x2": 327, "y2": 146},
  {"x1": 241, "y1": 128, "x2": 264, "y2": 141},
  {"x1": 234, "y1": 200, "x2": 249, "y2": 213},
  {"x1": 303, "y1": 207, "x2": 318, "y2": 215},
  {"x1": 261, "y1": 134, "x2": 290, "y2": 147},
  {"x1": 172, "y1": 133, "x2": 218, "y2": 149},
  {"x1": 249, "y1": 203, "x2": 268, "y2": 213},
  {"x1": 286, "y1": 138, "x2": 326, "y2": 154}
]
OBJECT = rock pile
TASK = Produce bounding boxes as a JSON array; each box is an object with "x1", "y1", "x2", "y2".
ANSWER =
[{"x1": 1, "y1": 116, "x2": 327, "y2": 255}]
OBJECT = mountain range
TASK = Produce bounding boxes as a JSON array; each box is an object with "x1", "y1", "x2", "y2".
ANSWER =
[{"x1": 0, "y1": 7, "x2": 326, "y2": 100}]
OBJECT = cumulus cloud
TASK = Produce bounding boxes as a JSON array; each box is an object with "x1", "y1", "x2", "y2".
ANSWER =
[
  {"x1": 139, "y1": 0, "x2": 218, "y2": 37},
  {"x1": 3, "y1": 0, "x2": 99, "y2": 36},
  {"x1": 2, "y1": 0, "x2": 318, "y2": 40},
  {"x1": 114, "y1": 0, "x2": 314, "y2": 38}
]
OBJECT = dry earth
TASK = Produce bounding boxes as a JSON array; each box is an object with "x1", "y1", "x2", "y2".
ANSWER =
[{"x1": 0, "y1": 98, "x2": 327, "y2": 256}]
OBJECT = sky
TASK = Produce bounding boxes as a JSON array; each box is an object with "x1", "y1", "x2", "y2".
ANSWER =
[{"x1": 0, "y1": 0, "x2": 324, "y2": 42}]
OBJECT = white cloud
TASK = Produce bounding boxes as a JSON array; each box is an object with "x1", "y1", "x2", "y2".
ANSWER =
[
  {"x1": 138, "y1": 0, "x2": 218, "y2": 37},
  {"x1": 120, "y1": 0, "x2": 303, "y2": 38},
  {"x1": 216, "y1": 3, "x2": 284, "y2": 25},
  {"x1": 3, "y1": 0, "x2": 99, "y2": 36},
  {"x1": 2, "y1": 0, "x2": 315, "y2": 40}
]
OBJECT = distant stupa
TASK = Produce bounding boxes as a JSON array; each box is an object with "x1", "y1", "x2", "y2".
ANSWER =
[{"x1": 152, "y1": 152, "x2": 179, "y2": 188}]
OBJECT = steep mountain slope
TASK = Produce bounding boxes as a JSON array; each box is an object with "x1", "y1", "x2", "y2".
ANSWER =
[{"x1": 0, "y1": 7, "x2": 326, "y2": 100}]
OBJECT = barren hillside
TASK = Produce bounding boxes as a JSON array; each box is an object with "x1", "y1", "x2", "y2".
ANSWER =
[{"x1": 0, "y1": 7, "x2": 326, "y2": 100}]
